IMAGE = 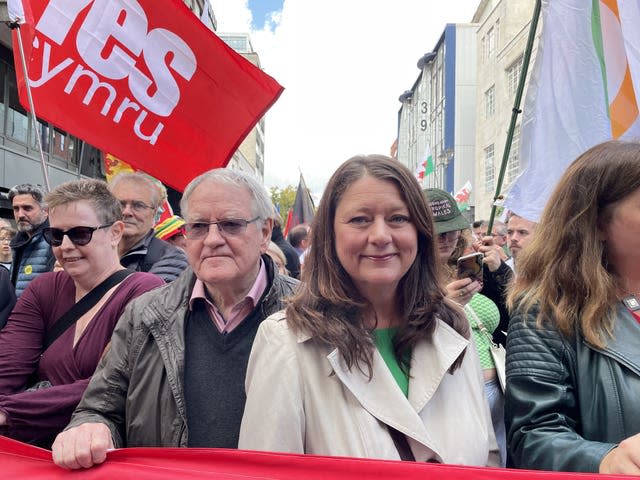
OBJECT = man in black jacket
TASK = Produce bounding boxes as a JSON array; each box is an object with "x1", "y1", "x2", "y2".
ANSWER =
[
  {"x1": 271, "y1": 216, "x2": 300, "y2": 279},
  {"x1": 8, "y1": 183, "x2": 55, "y2": 296},
  {"x1": 109, "y1": 172, "x2": 187, "y2": 282}
]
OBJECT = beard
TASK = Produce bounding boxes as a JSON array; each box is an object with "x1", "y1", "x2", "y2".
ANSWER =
[{"x1": 16, "y1": 219, "x2": 36, "y2": 234}]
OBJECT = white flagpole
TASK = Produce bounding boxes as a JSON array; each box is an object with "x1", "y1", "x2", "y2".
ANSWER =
[{"x1": 9, "y1": 19, "x2": 51, "y2": 192}]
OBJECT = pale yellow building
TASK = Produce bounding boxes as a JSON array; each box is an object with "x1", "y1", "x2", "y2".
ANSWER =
[{"x1": 472, "y1": 0, "x2": 538, "y2": 220}]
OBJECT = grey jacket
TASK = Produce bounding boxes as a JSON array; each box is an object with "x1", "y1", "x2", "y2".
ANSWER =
[
  {"x1": 120, "y1": 230, "x2": 188, "y2": 283},
  {"x1": 505, "y1": 303, "x2": 640, "y2": 472},
  {"x1": 240, "y1": 312, "x2": 500, "y2": 465},
  {"x1": 10, "y1": 219, "x2": 55, "y2": 297},
  {"x1": 66, "y1": 256, "x2": 298, "y2": 447}
]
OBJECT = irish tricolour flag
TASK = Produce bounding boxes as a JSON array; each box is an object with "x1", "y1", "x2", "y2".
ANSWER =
[{"x1": 505, "y1": 0, "x2": 640, "y2": 222}]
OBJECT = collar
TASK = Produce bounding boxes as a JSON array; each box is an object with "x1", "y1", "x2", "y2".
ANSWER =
[
  {"x1": 9, "y1": 218, "x2": 49, "y2": 248},
  {"x1": 188, "y1": 258, "x2": 268, "y2": 312},
  {"x1": 121, "y1": 229, "x2": 156, "y2": 258}
]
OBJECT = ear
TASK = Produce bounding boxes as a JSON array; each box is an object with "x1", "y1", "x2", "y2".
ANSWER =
[
  {"x1": 259, "y1": 217, "x2": 273, "y2": 254},
  {"x1": 110, "y1": 220, "x2": 125, "y2": 246}
]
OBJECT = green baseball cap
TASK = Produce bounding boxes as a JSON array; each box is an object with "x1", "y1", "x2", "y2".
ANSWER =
[{"x1": 423, "y1": 188, "x2": 470, "y2": 234}]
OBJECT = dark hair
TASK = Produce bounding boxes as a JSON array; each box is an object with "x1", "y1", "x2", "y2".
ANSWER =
[
  {"x1": 286, "y1": 154, "x2": 468, "y2": 377},
  {"x1": 8, "y1": 183, "x2": 47, "y2": 207},
  {"x1": 509, "y1": 140, "x2": 640, "y2": 347},
  {"x1": 46, "y1": 179, "x2": 122, "y2": 225},
  {"x1": 287, "y1": 225, "x2": 309, "y2": 248}
]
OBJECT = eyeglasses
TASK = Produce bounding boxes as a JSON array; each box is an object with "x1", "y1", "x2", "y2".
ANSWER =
[
  {"x1": 0, "y1": 238, "x2": 11, "y2": 243},
  {"x1": 42, "y1": 223, "x2": 113, "y2": 247},
  {"x1": 184, "y1": 217, "x2": 260, "y2": 239},
  {"x1": 438, "y1": 231, "x2": 460, "y2": 240},
  {"x1": 119, "y1": 200, "x2": 155, "y2": 213}
]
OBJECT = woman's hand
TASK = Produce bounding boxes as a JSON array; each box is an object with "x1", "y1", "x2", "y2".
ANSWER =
[
  {"x1": 446, "y1": 278, "x2": 482, "y2": 305},
  {"x1": 600, "y1": 433, "x2": 640, "y2": 475},
  {"x1": 0, "y1": 411, "x2": 6, "y2": 426}
]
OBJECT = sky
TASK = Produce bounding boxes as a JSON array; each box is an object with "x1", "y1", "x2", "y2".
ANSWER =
[{"x1": 210, "y1": 0, "x2": 481, "y2": 198}]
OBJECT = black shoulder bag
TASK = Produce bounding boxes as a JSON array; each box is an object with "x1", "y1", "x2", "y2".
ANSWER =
[{"x1": 42, "y1": 269, "x2": 134, "y2": 350}]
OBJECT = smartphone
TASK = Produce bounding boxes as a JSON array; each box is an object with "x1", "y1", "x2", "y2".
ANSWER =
[{"x1": 456, "y1": 252, "x2": 483, "y2": 283}]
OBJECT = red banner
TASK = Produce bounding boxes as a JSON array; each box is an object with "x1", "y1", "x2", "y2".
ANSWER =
[
  {"x1": 0, "y1": 436, "x2": 629, "y2": 480},
  {"x1": 13, "y1": 0, "x2": 283, "y2": 191}
]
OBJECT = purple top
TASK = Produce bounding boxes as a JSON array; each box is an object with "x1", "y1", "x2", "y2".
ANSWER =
[{"x1": 0, "y1": 270, "x2": 164, "y2": 444}]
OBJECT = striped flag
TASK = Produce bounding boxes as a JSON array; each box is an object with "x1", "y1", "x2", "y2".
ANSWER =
[{"x1": 505, "y1": 0, "x2": 640, "y2": 221}]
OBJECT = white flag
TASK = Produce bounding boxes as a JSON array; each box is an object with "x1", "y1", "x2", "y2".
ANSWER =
[
  {"x1": 7, "y1": 0, "x2": 25, "y2": 24},
  {"x1": 505, "y1": 0, "x2": 640, "y2": 222}
]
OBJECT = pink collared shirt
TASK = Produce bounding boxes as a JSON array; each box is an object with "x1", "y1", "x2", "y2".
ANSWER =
[{"x1": 188, "y1": 260, "x2": 268, "y2": 333}]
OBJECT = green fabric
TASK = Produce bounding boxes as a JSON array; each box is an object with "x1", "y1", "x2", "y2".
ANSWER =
[
  {"x1": 373, "y1": 328, "x2": 409, "y2": 397},
  {"x1": 466, "y1": 293, "x2": 500, "y2": 369}
]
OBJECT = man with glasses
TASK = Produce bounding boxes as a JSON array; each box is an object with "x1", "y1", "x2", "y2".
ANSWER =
[
  {"x1": 52, "y1": 168, "x2": 298, "y2": 469},
  {"x1": 109, "y1": 172, "x2": 187, "y2": 282},
  {"x1": 8, "y1": 183, "x2": 56, "y2": 297}
]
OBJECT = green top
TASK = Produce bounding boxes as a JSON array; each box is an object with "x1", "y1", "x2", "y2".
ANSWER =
[
  {"x1": 465, "y1": 293, "x2": 500, "y2": 369},
  {"x1": 373, "y1": 328, "x2": 409, "y2": 397}
]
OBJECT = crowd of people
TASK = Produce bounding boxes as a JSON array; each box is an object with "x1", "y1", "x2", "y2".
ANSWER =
[{"x1": 0, "y1": 139, "x2": 638, "y2": 475}]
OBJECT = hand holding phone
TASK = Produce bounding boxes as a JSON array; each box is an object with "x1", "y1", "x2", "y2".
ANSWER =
[{"x1": 456, "y1": 252, "x2": 483, "y2": 283}]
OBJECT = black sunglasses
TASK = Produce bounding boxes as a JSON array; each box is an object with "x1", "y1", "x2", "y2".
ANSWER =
[{"x1": 43, "y1": 223, "x2": 113, "y2": 247}]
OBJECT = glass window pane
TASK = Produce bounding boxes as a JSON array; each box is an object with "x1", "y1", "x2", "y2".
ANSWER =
[
  {"x1": 52, "y1": 127, "x2": 77, "y2": 165},
  {"x1": 7, "y1": 75, "x2": 28, "y2": 143},
  {"x1": 31, "y1": 119, "x2": 50, "y2": 152}
]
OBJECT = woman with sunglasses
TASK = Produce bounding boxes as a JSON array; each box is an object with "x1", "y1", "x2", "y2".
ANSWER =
[{"x1": 0, "y1": 179, "x2": 164, "y2": 448}]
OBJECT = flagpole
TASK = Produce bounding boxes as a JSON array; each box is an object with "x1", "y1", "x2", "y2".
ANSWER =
[
  {"x1": 486, "y1": 0, "x2": 541, "y2": 235},
  {"x1": 8, "y1": 20, "x2": 51, "y2": 192}
]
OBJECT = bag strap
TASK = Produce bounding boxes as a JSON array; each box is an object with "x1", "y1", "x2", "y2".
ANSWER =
[
  {"x1": 464, "y1": 303, "x2": 498, "y2": 347},
  {"x1": 43, "y1": 269, "x2": 134, "y2": 350},
  {"x1": 387, "y1": 426, "x2": 416, "y2": 461}
]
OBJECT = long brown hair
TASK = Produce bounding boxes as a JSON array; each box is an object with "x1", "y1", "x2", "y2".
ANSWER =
[
  {"x1": 286, "y1": 154, "x2": 468, "y2": 376},
  {"x1": 508, "y1": 140, "x2": 640, "y2": 347}
]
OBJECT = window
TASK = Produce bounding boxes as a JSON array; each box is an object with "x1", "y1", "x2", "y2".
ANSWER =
[
  {"x1": 485, "y1": 85, "x2": 496, "y2": 118},
  {"x1": 6, "y1": 74, "x2": 28, "y2": 143},
  {"x1": 507, "y1": 56, "x2": 523, "y2": 97},
  {"x1": 486, "y1": 27, "x2": 495, "y2": 59},
  {"x1": 485, "y1": 144, "x2": 495, "y2": 192},
  {"x1": 507, "y1": 125, "x2": 521, "y2": 184},
  {"x1": 52, "y1": 127, "x2": 78, "y2": 166}
]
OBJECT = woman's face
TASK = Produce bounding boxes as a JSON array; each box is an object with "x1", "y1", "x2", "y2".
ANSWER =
[
  {"x1": 334, "y1": 175, "x2": 418, "y2": 302},
  {"x1": 600, "y1": 187, "x2": 640, "y2": 279},
  {"x1": 436, "y1": 230, "x2": 461, "y2": 261},
  {"x1": 48, "y1": 200, "x2": 122, "y2": 283},
  {"x1": 0, "y1": 232, "x2": 12, "y2": 262}
]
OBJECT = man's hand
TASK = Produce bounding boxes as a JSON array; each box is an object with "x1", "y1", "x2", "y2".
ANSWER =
[
  {"x1": 600, "y1": 433, "x2": 640, "y2": 475},
  {"x1": 52, "y1": 423, "x2": 114, "y2": 470},
  {"x1": 476, "y1": 236, "x2": 502, "y2": 272}
]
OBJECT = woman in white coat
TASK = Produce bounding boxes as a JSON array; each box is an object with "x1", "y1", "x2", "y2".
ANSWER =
[{"x1": 239, "y1": 155, "x2": 499, "y2": 466}]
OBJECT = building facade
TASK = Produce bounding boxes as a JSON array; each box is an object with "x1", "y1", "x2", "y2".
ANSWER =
[
  {"x1": 218, "y1": 33, "x2": 267, "y2": 182},
  {"x1": 397, "y1": 24, "x2": 478, "y2": 198},
  {"x1": 472, "y1": 0, "x2": 537, "y2": 220}
]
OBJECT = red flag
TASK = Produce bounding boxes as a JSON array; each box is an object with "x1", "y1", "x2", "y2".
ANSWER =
[
  {"x1": 0, "y1": 435, "x2": 628, "y2": 480},
  {"x1": 12, "y1": 0, "x2": 283, "y2": 191},
  {"x1": 283, "y1": 209, "x2": 293, "y2": 238}
]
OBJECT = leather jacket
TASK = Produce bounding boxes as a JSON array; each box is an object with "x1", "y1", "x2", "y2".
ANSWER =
[
  {"x1": 505, "y1": 302, "x2": 640, "y2": 472},
  {"x1": 66, "y1": 256, "x2": 298, "y2": 447}
]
